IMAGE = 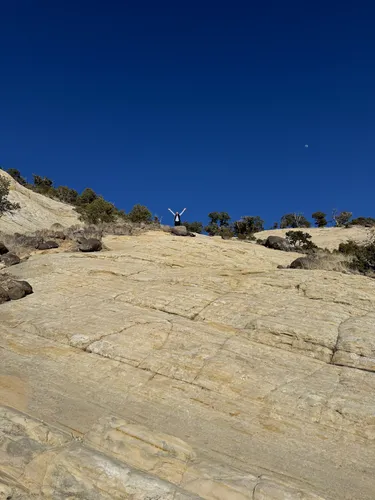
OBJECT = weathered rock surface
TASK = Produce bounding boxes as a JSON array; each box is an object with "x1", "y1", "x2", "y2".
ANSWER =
[
  {"x1": 0, "y1": 170, "x2": 80, "y2": 234},
  {"x1": 1, "y1": 231, "x2": 375, "y2": 499}
]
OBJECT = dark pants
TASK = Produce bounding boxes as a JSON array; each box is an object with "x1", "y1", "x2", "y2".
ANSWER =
[{"x1": 174, "y1": 221, "x2": 181, "y2": 226}]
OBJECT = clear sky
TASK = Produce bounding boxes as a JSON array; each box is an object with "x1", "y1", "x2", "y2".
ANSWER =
[{"x1": 1, "y1": 1, "x2": 374, "y2": 227}]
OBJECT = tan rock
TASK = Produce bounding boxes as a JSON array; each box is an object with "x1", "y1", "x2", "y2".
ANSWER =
[{"x1": 2, "y1": 231, "x2": 375, "y2": 499}]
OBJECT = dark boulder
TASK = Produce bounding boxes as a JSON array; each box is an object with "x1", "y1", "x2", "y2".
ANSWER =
[
  {"x1": 0, "y1": 253, "x2": 21, "y2": 267},
  {"x1": 13, "y1": 233, "x2": 43, "y2": 249},
  {"x1": 0, "y1": 286, "x2": 10, "y2": 304},
  {"x1": 6, "y1": 280, "x2": 33, "y2": 300},
  {"x1": 37, "y1": 240, "x2": 59, "y2": 250},
  {"x1": 171, "y1": 226, "x2": 188, "y2": 236},
  {"x1": 289, "y1": 256, "x2": 311, "y2": 269},
  {"x1": 48, "y1": 231, "x2": 66, "y2": 240},
  {"x1": 78, "y1": 238, "x2": 103, "y2": 252},
  {"x1": 264, "y1": 236, "x2": 293, "y2": 252},
  {"x1": 0, "y1": 242, "x2": 9, "y2": 255}
]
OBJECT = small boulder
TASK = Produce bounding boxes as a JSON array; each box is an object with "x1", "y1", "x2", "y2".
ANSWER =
[
  {"x1": 265, "y1": 236, "x2": 293, "y2": 252},
  {"x1": 0, "y1": 242, "x2": 9, "y2": 255},
  {"x1": 171, "y1": 226, "x2": 188, "y2": 236},
  {"x1": 78, "y1": 238, "x2": 103, "y2": 252},
  {"x1": 48, "y1": 231, "x2": 66, "y2": 240},
  {"x1": 6, "y1": 280, "x2": 33, "y2": 300},
  {"x1": 37, "y1": 240, "x2": 59, "y2": 250},
  {"x1": 289, "y1": 256, "x2": 312, "y2": 269},
  {"x1": 0, "y1": 286, "x2": 10, "y2": 304},
  {"x1": 0, "y1": 253, "x2": 21, "y2": 267}
]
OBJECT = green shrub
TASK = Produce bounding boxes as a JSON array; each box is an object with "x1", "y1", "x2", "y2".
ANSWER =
[
  {"x1": 208, "y1": 212, "x2": 231, "y2": 226},
  {"x1": 7, "y1": 168, "x2": 28, "y2": 186},
  {"x1": 55, "y1": 186, "x2": 79, "y2": 205},
  {"x1": 350, "y1": 217, "x2": 375, "y2": 227},
  {"x1": 286, "y1": 230, "x2": 318, "y2": 252},
  {"x1": 0, "y1": 177, "x2": 21, "y2": 216},
  {"x1": 78, "y1": 188, "x2": 98, "y2": 206},
  {"x1": 77, "y1": 197, "x2": 116, "y2": 224},
  {"x1": 338, "y1": 240, "x2": 375, "y2": 274},
  {"x1": 332, "y1": 210, "x2": 352, "y2": 227},
  {"x1": 233, "y1": 216, "x2": 264, "y2": 239},
  {"x1": 128, "y1": 204, "x2": 152, "y2": 223},
  {"x1": 184, "y1": 221, "x2": 203, "y2": 234},
  {"x1": 204, "y1": 222, "x2": 220, "y2": 236},
  {"x1": 220, "y1": 227, "x2": 234, "y2": 239},
  {"x1": 32, "y1": 174, "x2": 53, "y2": 193},
  {"x1": 281, "y1": 213, "x2": 311, "y2": 228},
  {"x1": 312, "y1": 211, "x2": 327, "y2": 227}
]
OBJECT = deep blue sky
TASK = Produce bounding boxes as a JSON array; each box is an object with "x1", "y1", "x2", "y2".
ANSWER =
[{"x1": 1, "y1": 1, "x2": 374, "y2": 227}]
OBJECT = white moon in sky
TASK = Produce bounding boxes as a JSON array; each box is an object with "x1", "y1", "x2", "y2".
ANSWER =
[{"x1": 305, "y1": 144, "x2": 309, "y2": 148}]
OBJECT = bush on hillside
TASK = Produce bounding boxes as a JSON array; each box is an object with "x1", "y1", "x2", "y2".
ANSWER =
[
  {"x1": 0, "y1": 177, "x2": 21, "y2": 216},
  {"x1": 312, "y1": 211, "x2": 327, "y2": 227},
  {"x1": 128, "y1": 204, "x2": 152, "y2": 223},
  {"x1": 77, "y1": 197, "x2": 117, "y2": 224},
  {"x1": 208, "y1": 212, "x2": 231, "y2": 226},
  {"x1": 285, "y1": 230, "x2": 318, "y2": 252},
  {"x1": 204, "y1": 222, "x2": 220, "y2": 236},
  {"x1": 280, "y1": 213, "x2": 311, "y2": 229},
  {"x1": 7, "y1": 169, "x2": 28, "y2": 186},
  {"x1": 32, "y1": 174, "x2": 54, "y2": 194},
  {"x1": 233, "y1": 216, "x2": 264, "y2": 239},
  {"x1": 337, "y1": 240, "x2": 375, "y2": 275},
  {"x1": 220, "y1": 226, "x2": 235, "y2": 239},
  {"x1": 78, "y1": 188, "x2": 98, "y2": 206},
  {"x1": 350, "y1": 217, "x2": 375, "y2": 227},
  {"x1": 55, "y1": 186, "x2": 79, "y2": 205},
  {"x1": 184, "y1": 221, "x2": 203, "y2": 234},
  {"x1": 332, "y1": 210, "x2": 352, "y2": 227}
]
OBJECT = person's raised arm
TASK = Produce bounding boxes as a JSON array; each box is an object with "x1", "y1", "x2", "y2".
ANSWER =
[
  {"x1": 168, "y1": 208, "x2": 175, "y2": 215},
  {"x1": 180, "y1": 208, "x2": 186, "y2": 215}
]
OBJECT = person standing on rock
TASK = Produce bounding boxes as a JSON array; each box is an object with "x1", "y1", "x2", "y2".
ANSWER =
[{"x1": 168, "y1": 208, "x2": 186, "y2": 226}]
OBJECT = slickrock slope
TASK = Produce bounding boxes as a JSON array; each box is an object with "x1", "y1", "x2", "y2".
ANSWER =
[
  {"x1": 0, "y1": 170, "x2": 80, "y2": 233},
  {"x1": 256, "y1": 226, "x2": 373, "y2": 250},
  {"x1": 1, "y1": 232, "x2": 375, "y2": 499}
]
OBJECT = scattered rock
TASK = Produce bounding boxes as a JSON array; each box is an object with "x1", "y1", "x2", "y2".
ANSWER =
[
  {"x1": 48, "y1": 230, "x2": 66, "y2": 240},
  {"x1": 0, "y1": 286, "x2": 10, "y2": 304},
  {"x1": 289, "y1": 256, "x2": 315, "y2": 269},
  {"x1": 78, "y1": 238, "x2": 103, "y2": 252},
  {"x1": 264, "y1": 235, "x2": 293, "y2": 252},
  {"x1": 6, "y1": 280, "x2": 33, "y2": 300},
  {"x1": 37, "y1": 240, "x2": 59, "y2": 250},
  {"x1": 0, "y1": 253, "x2": 21, "y2": 267},
  {"x1": 189, "y1": 232, "x2": 196, "y2": 237},
  {"x1": 171, "y1": 226, "x2": 188, "y2": 236},
  {"x1": 0, "y1": 242, "x2": 9, "y2": 255},
  {"x1": 13, "y1": 233, "x2": 43, "y2": 249}
]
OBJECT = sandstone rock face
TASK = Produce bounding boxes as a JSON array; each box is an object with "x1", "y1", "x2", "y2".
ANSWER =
[
  {"x1": 1, "y1": 231, "x2": 375, "y2": 499},
  {"x1": 0, "y1": 170, "x2": 80, "y2": 233}
]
